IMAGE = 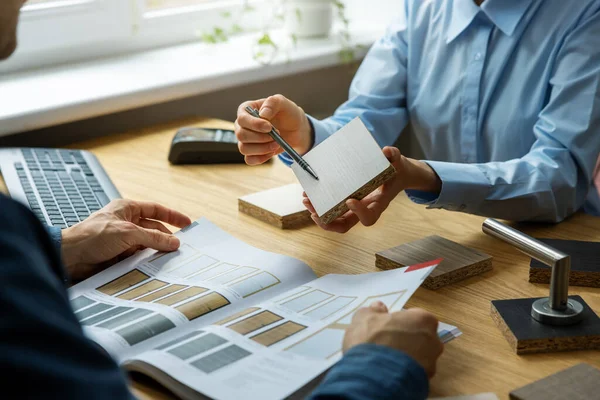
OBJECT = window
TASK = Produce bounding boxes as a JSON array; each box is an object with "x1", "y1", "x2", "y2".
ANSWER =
[
  {"x1": 2, "y1": 0, "x2": 264, "y2": 74},
  {"x1": 146, "y1": 0, "x2": 218, "y2": 11}
]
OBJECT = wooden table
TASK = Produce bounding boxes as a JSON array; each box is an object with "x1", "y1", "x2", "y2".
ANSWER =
[{"x1": 2, "y1": 118, "x2": 599, "y2": 399}]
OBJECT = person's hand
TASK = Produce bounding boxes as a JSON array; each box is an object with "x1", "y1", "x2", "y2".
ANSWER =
[
  {"x1": 61, "y1": 199, "x2": 192, "y2": 282},
  {"x1": 235, "y1": 94, "x2": 313, "y2": 165},
  {"x1": 303, "y1": 146, "x2": 442, "y2": 233},
  {"x1": 343, "y1": 302, "x2": 444, "y2": 378}
]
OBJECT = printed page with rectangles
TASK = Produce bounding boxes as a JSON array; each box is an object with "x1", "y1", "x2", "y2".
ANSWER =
[
  {"x1": 68, "y1": 218, "x2": 317, "y2": 361},
  {"x1": 124, "y1": 260, "x2": 442, "y2": 400}
]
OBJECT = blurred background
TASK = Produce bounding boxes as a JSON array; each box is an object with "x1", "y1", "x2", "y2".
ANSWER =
[{"x1": 0, "y1": 0, "x2": 418, "y2": 154}]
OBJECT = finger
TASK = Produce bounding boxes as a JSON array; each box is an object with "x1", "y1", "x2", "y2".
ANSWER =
[
  {"x1": 346, "y1": 199, "x2": 382, "y2": 227},
  {"x1": 403, "y1": 308, "x2": 439, "y2": 332},
  {"x1": 310, "y1": 211, "x2": 360, "y2": 234},
  {"x1": 236, "y1": 99, "x2": 266, "y2": 120},
  {"x1": 118, "y1": 245, "x2": 143, "y2": 260},
  {"x1": 129, "y1": 226, "x2": 180, "y2": 252},
  {"x1": 236, "y1": 112, "x2": 272, "y2": 133},
  {"x1": 235, "y1": 125, "x2": 275, "y2": 144},
  {"x1": 133, "y1": 201, "x2": 192, "y2": 228},
  {"x1": 302, "y1": 198, "x2": 317, "y2": 214},
  {"x1": 245, "y1": 153, "x2": 276, "y2": 165},
  {"x1": 138, "y1": 219, "x2": 171, "y2": 234},
  {"x1": 259, "y1": 94, "x2": 287, "y2": 120},
  {"x1": 369, "y1": 301, "x2": 389, "y2": 313},
  {"x1": 382, "y1": 146, "x2": 402, "y2": 165},
  {"x1": 238, "y1": 141, "x2": 280, "y2": 156}
]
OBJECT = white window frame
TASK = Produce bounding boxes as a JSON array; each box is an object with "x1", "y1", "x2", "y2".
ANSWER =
[{"x1": 1, "y1": 0, "x2": 269, "y2": 75}]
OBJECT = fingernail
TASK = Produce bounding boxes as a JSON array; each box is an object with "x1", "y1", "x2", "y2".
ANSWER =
[
  {"x1": 346, "y1": 200, "x2": 356, "y2": 210},
  {"x1": 169, "y1": 236, "x2": 180, "y2": 249},
  {"x1": 259, "y1": 106, "x2": 273, "y2": 119}
]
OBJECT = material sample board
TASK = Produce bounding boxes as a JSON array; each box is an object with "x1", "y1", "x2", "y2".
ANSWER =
[
  {"x1": 509, "y1": 363, "x2": 600, "y2": 400},
  {"x1": 376, "y1": 235, "x2": 492, "y2": 290},
  {"x1": 490, "y1": 295, "x2": 600, "y2": 354},
  {"x1": 529, "y1": 238, "x2": 600, "y2": 288},
  {"x1": 291, "y1": 117, "x2": 396, "y2": 225},
  {"x1": 238, "y1": 184, "x2": 312, "y2": 229}
]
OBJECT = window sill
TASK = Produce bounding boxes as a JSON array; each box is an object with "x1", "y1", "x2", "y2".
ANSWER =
[{"x1": 0, "y1": 25, "x2": 381, "y2": 137}]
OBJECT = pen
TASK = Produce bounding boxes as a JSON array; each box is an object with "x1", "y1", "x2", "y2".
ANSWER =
[{"x1": 245, "y1": 106, "x2": 319, "y2": 180}]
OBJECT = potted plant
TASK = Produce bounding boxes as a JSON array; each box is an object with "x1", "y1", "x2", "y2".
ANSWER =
[{"x1": 283, "y1": 0, "x2": 334, "y2": 38}]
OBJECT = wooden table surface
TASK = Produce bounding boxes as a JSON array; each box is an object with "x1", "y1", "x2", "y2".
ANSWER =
[{"x1": 3, "y1": 118, "x2": 599, "y2": 399}]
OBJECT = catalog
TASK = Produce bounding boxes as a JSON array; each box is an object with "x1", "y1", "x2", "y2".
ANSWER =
[{"x1": 69, "y1": 218, "x2": 459, "y2": 400}]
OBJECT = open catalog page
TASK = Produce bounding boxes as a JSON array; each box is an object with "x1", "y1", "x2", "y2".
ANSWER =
[
  {"x1": 124, "y1": 259, "x2": 443, "y2": 400},
  {"x1": 68, "y1": 218, "x2": 318, "y2": 361}
]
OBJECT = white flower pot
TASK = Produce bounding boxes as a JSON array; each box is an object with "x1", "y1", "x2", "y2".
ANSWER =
[{"x1": 284, "y1": 0, "x2": 333, "y2": 38}]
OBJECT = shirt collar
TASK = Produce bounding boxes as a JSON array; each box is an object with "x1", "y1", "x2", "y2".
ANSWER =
[{"x1": 446, "y1": 0, "x2": 533, "y2": 44}]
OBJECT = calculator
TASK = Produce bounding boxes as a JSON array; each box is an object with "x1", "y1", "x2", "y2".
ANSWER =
[{"x1": 167, "y1": 127, "x2": 246, "y2": 164}]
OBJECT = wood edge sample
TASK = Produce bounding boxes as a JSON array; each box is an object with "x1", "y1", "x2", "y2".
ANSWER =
[
  {"x1": 490, "y1": 301, "x2": 519, "y2": 353},
  {"x1": 375, "y1": 235, "x2": 493, "y2": 290},
  {"x1": 238, "y1": 198, "x2": 312, "y2": 229},
  {"x1": 319, "y1": 164, "x2": 396, "y2": 225},
  {"x1": 509, "y1": 363, "x2": 600, "y2": 400},
  {"x1": 491, "y1": 298, "x2": 600, "y2": 355},
  {"x1": 529, "y1": 267, "x2": 600, "y2": 288},
  {"x1": 422, "y1": 257, "x2": 492, "y2": 290}
]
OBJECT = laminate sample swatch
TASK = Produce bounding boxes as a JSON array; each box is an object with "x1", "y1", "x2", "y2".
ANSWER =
[
  {"x1": 490, "y1": 295, "x2": 600, "y2": 354},
  {"x1": 376, "y1": 235, "x2": 492, "y2": 289},
  {"x1": 238, "y1": 184, "x2": 312, "y2": 229},
  {"x1": 509, "y1": 363, "x2": 600, "y2": 400},
  {"x1": 529, "y1": 238, "x2": 600, "y2": 287},
  {"x1": 291, "y1": 117, "x2": 396, "y2": 225},
  {"x1": 97, "y1": 269, "x2": 150, "y2": 295}
]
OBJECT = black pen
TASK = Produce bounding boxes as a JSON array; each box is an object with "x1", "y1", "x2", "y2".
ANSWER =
[{"x1": 245, "y1": 106, "x2": 319, "y2": 180}]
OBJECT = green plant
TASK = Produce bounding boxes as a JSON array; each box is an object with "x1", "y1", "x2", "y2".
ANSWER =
[{"x1": 199, "y1": 0, "x2": 362, "y2": 65}]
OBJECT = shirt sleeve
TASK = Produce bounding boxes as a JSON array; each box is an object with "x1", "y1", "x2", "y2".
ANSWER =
[
  {"x1": 407, "y1": 8, "x2": 600, "y2": 222},
  {"x1": 0, "y1": 195, "x2": 134, "y2": 399},
  {"x1": 45, "y1": 225, "x2": 70, "y2": 284},
  {"x1": 279, "y1": 4, "x2": 410, "y2": 165},
  {"x1": 308, "y1": 344, "x2": 429, "y2": 400}
]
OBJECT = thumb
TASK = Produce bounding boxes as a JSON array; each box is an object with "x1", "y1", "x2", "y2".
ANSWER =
[
  {"x1": 369, "y1": 301, "x2": 389, "y2": 313},
  {"x1": 383, "y1": 146, "x2": 402, "y2": 166},
  {"x1": 130, "y1": 226, "x2": 180, "y2": 252},
  {"x1": 259, "y1": 94, "x2": 287, "y2": 120}
]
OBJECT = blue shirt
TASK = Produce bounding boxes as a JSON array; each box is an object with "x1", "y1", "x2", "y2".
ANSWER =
[{"x1": 282, "y1": 0, "x2": 600, "y2": 222}]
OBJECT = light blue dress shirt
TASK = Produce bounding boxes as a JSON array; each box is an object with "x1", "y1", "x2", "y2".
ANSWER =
[{"x1": 282, "y1": 0, "x2": 600, "y2": 222}]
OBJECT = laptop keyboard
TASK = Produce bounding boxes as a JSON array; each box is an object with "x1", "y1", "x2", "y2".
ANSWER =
[{"x1": 14, "y1": 148, "x2": 111, "y2": 228}]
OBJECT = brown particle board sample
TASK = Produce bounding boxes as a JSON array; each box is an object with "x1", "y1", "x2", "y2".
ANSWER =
[
  {"x1": 509, "y1": 363, "x2": 600, "y2": 400},
  {"x1": 238, "y1": 184, "x2": 312, "y2": 229},
  {"x1": 376, "y1": 235, "x2": 492, "y2": 290},
  {"x1": 529, "y1": 238, "x2": 600, "y2": 288},
  {"x1": 490, "y1": 295, "x2": 600, "y2": 354},
  {"x1": 291, "y1": 117, "x2": 396, "y2": 225}
]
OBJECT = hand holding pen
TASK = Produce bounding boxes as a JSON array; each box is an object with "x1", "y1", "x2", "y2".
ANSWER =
[{"x1": 235, "y1": 96, "x2": 319, "y2": 179}]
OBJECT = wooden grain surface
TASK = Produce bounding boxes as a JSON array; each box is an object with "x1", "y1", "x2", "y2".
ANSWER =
[
  {"x1": 376, "y1": 235, "x2": 493, "y2": 290},
  {"x1": 2, "y1": 117, "x2": 600, "y2": 399}
]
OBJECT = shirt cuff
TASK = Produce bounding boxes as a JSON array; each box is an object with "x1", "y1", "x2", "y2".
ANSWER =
[
  {"x1": 311, "y1": 343, "x2": 429, "y2": 400},
  {"x1": 407, "y1": 161, "x2": 491, "y2": 212},
  {"x1": 46, "y1": 226, "x2": 63, "y2": 257},
  {"x1": 278, "y1": 115, "x2": 336, "y2": 166},
  {"x1": 46, "y1": 226, "x2": 69, "y2": 284}
]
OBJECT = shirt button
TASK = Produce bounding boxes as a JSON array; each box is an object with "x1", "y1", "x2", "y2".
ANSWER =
[{"x1": 475, "y1": 52, "x2": 482, "y2": 61}]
